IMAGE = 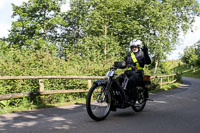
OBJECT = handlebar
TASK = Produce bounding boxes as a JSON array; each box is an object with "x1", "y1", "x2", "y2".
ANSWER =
[
  {"x1": 110, "y1": 67, "x2": 117, "y2": 70},
  {"x1": 110, "y1": 64, "x2": 136, "y2": 71}
]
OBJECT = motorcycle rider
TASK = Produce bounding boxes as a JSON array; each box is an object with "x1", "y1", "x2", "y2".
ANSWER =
[{"x1": 116, "y1": 39, "x2": 151, "y2": 106}]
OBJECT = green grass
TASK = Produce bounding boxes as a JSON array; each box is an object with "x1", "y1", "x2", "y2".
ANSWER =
[
  {"x1": 177, "y1": 64, "x2": 200, "y2": 78},
  {"x1": 182, "y1": 69, "x2": 200, "y2": 78},
  {"x1": 149, "y1": 82, "x2": 181, "y2": 94},
  {"x1": 170, "y1": 61, "x2": 200, "y2": 79}
]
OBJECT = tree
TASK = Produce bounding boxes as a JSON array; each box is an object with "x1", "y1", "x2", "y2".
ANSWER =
[
  {"x1": 62, "y1": 0, "x2": 200, "y2": 73},
  {"x1": 4, "y1": 0, "x2": 200, "y2": 74},
  {"x1": 6, "y1": 0, "x2": 65, "y2": 52},
  {"x1": 181, "y1": 39, "x2": 200, "y2": 67},
  {"x1": 134, "y1": 0, "x2": 200, "y2": 74},
  {"x1": 181, "y1": 46, "x2": 197, "y2": 66},
  {"x1": 59, "y1": 0, "x2": 89, "y2": 58},
  {"x1": 194, "y1": 40, "x2": 200, "y2": 65},
  {"x1": 0, "y1": 39, "x2": 9, "y2": 56}
]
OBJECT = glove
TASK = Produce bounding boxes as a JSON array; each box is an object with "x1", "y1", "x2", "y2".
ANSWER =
[{"x1": 142, "y1": 45, "x2": 148, "y2": 54}]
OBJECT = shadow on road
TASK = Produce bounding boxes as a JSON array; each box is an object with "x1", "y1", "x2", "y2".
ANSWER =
[
  {"x1": 112, "y1": 111, "x2": 135, "y2": 117},
  {"x1": 0, "y1": 103, "x2": 87, "y2": 133},
  {"x1": 0, "y1": 77, "x2": 197, "y2": 133}
]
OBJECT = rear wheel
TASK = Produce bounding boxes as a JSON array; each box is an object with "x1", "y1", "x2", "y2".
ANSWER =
[
  {"x1": 132, "y1": 86, "x2": 147, "y2": 112},
  {"x1": 86, "y1": 84, "x2": 111, "y2": 121}
]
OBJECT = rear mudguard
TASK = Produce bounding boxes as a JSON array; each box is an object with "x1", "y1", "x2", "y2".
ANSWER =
[{"x1": 93, "y1": 80, "x2": 107, "y2": 86}]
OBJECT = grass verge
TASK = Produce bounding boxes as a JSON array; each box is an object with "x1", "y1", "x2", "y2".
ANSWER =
[
  {"x1": 182, "y1": 69, "x2": 200, "y2": 79},
  {"x1": 149, "y1": 82, "x2": 181, "y2": 94}
]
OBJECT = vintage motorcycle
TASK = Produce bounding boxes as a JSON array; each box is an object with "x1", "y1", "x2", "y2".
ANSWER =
[{"x1": 86, "y1": 62, "x2": 151, "y2": 121}]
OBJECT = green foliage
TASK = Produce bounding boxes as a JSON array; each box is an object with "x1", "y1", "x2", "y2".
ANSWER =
[
  {"x1": 178, "y1": 64, "x2": 200, "y2": 79},
  {"x1": 149, "y1": 83, "x2": 181, "y2": 93},
  {"x1": 182, "y1": 68, "x2": 200, "y2": 78},
  {"x1": 0, "y1": 48, "x2": 119, "y2": 112},
  {"x1": 171, "y1": 59, "x2": 200, "y2": 79},
  {"x1": 7, "y1": 0, "x2": 65, "y2": 51},
  {"x1": 181, "y1": 40, "x2": 200, "y2": 66},
  {"x1": 1, "y1": 0, "x2": 200, "y2": 113},
  {"x1": 62, "y1": 0, "x2": 200, "y2": 75},
  {"x1": 75, "y1": 36, "x2": 124, "y2": 60},
  {"x1": 5, "y1": 0, "x2": 200, "y2": 69}
]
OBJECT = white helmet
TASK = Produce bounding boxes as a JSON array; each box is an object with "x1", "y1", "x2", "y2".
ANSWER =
[{"x1": 130, "y1": 39, "x2": 142, "y2": 47}]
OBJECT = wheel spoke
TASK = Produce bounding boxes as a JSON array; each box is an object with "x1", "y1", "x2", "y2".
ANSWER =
[
  {"x1": 86, "y1": 85, "x2": 111, "y2": 121},
  {"x1": 132, "y1": 86, "x2": 147, "y2": 112}
]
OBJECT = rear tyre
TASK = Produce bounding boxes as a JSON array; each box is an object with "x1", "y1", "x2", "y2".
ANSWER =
[
  {"x1": 86, "y1": 84, "x2": 111, "y2": 121},
  {"x1": 132, "y1": 86, "x2": 147, "y2": 112}
]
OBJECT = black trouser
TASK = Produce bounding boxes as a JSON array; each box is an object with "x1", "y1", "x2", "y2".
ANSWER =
[
  {"x1": 127, "y1": 70, "x2": 144, "y2": 100},
  {"x1": 116, "y1": 70, "x2": 144, "y2": 101}
]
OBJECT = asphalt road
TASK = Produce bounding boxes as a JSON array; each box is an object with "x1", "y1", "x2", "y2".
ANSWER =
[{"x1": 0, "y1": 77, "x2": 200, "y2": 133}]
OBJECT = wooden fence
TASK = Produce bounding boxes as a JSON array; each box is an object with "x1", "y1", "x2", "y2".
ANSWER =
[
  {"x1": 151, "y1": 74, "x2": 177, "y2": 88},
  {"x1": 0, "y1": 74, "x2": 178, "y2": 101}
]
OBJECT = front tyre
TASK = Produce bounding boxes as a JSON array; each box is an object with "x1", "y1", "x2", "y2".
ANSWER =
[
  {"x1": 132, "y1": 86, "x2": 147, "y2": 112},
  {"x1": 86, "y1": 84, "x2": 111, "y2": 121}
]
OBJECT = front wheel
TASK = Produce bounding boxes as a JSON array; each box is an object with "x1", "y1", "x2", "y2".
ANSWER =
[
  {"x1": 86, "y1": 84, "x2": 112, "y2": 121},
  {"x1": 132, "y1": 86, "x2": 147, "y2": 112}
]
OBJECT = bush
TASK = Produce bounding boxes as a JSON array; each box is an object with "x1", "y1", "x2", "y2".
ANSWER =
[{"x1": 0, "y1": 48, "x2": 121, "y2": 112}]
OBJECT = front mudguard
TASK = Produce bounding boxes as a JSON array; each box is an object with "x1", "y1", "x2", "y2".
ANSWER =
[{"x1": 93, "y1": 80, "x2": 108, "y2": 86}]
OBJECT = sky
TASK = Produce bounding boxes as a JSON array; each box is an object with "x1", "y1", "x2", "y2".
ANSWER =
[{"x1": 0, "y1": 0, "x2": 200, "y2": 60}]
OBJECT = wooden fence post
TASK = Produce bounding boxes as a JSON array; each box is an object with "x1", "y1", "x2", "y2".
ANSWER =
[
  {"x1": 160, "y1": 77, "x2": 163, "y2": 88},
  {"x1": 168, "y1": 76, "x2": 169, "y2": 83},
  {"x1": 39, "y1": 79, "x2": 45, "y2": 103},
  {"x1": 88, "y1": 80, "x2": 92, "y2": 90}
]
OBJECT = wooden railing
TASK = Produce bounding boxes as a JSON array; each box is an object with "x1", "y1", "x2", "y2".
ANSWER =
[
  {"x1": 151, "y1": 74, "x2": 177, "y2": 88},
  {"x1": 0, "y1": 74, "x2": 178, "y2": 101}
]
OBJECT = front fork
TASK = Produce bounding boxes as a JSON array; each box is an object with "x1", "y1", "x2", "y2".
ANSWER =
[{"x1": 95, "y1": 79, "x2": 112, "y2": 103}]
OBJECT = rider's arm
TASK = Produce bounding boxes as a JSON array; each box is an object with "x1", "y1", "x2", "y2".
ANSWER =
[
  {"x1": 144, "y1": 53, "x2": 151, "y2": 65},
  {"x1": 123, "y1": 55, "x2": 129, "y2": 69},
  {"x1": 142, "y1": 45, "x2": 151, "y2": 65}
]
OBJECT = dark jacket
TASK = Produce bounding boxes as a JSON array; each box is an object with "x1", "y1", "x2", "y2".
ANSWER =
[{"x1": 124, "y1": 50, "x2": 151, "y2": 68}]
